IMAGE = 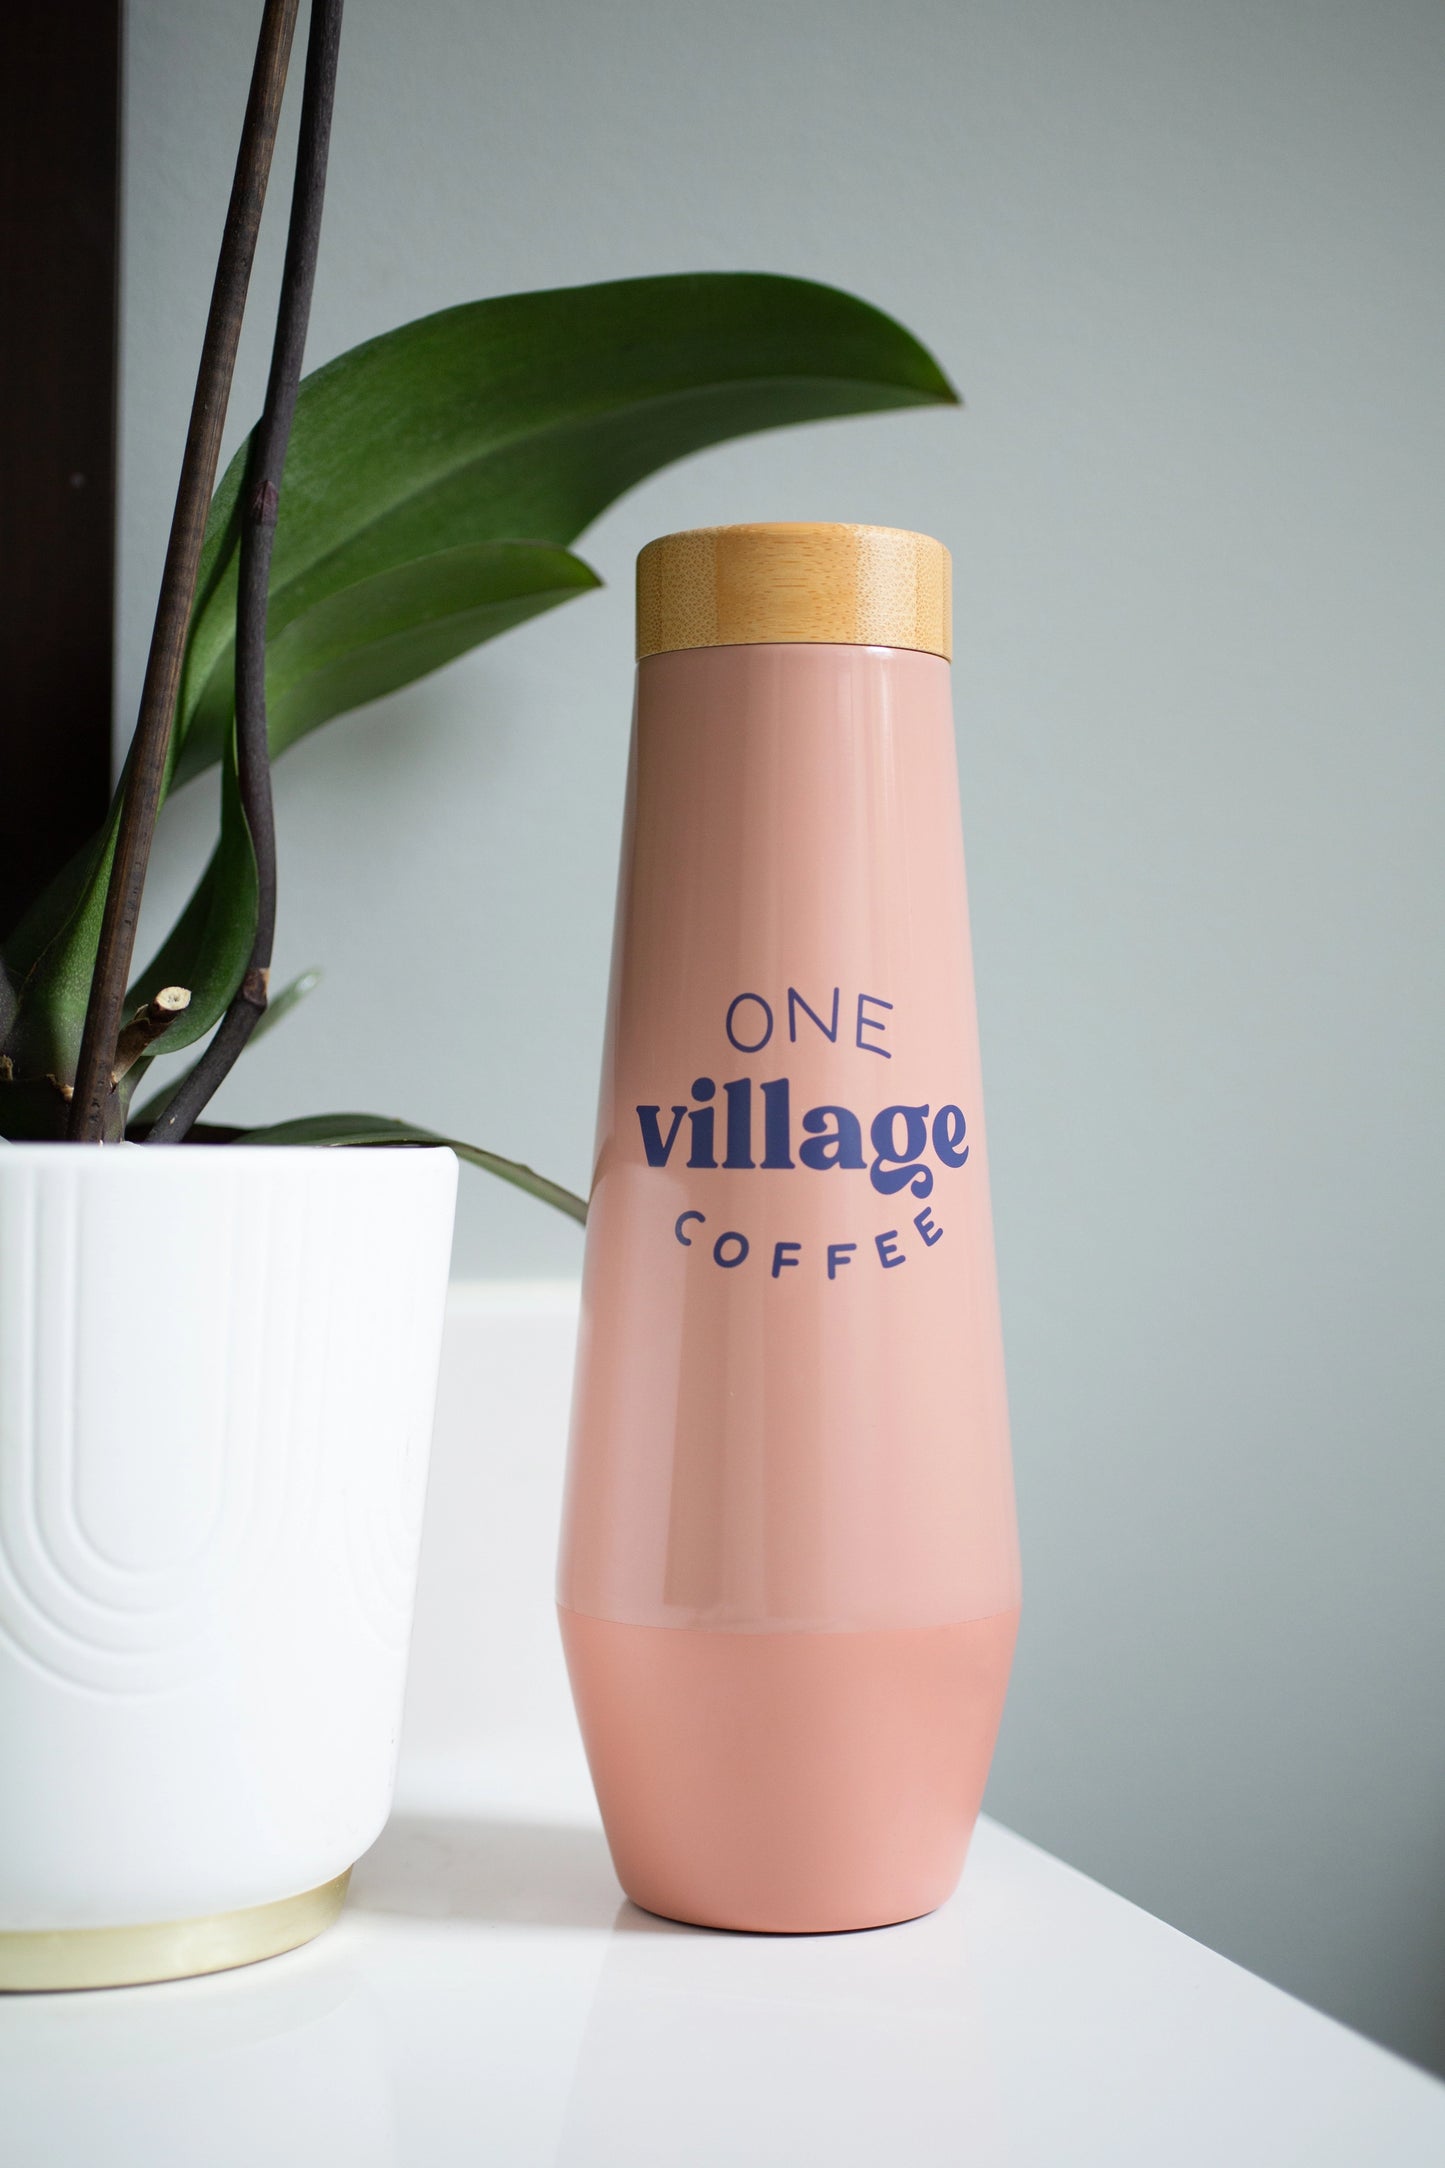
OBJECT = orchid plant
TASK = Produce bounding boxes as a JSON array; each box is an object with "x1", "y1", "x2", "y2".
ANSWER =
[{"x1": 0, "y1": 0, "x2": 957, "y2": 1224}]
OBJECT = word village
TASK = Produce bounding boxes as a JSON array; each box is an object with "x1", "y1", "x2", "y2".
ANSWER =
[{"x1": 634, "y1": 985, "x2": 974, "y2": 1280}]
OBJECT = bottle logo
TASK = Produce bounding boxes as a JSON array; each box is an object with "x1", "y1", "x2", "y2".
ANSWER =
[{"x1": 633, "y1": 986, "x2": 972, "y2": 1280}]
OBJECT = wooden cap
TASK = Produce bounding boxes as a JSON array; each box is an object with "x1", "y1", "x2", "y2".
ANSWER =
[{"x1": 636, "y1": 522, "x2": 951, "y2": 662}]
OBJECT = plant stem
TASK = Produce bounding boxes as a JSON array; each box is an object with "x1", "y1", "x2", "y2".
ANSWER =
[
  {"x1": 67, "y1": 0, "x2": 301, "y2": 1143},
  {"x1": 146, "y1": 0, "x2": 343, "y2": 1146},
  {"x1": 111, "y1": 986, "x2": 192, "y2": 1081}
]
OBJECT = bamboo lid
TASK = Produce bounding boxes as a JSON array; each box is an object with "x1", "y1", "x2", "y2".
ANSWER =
[{"x1": 636, "y1": 522, "x2": 952, "y2": 662}]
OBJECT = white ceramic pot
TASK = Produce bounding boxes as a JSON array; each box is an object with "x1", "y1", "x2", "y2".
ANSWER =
[{"x1": 0, "y1": 1142, "x2": 457, "y2": 1989}]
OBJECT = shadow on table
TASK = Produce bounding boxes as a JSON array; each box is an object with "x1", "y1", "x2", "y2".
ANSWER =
[{"x1": 349, "y1": 1813, "x2": 679, "y2": 1935}]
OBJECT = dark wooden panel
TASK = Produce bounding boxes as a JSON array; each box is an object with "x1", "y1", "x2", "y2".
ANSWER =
[{"x1": 0, "y1": 0, "x2": 121, "y2": 938}]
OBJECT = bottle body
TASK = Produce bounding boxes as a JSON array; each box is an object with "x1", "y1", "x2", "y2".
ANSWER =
[{"x1": 560, "y1": 603, "x2": 1019, "y2": 1930}]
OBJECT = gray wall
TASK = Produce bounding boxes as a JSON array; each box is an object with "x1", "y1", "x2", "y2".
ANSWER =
[{"x1": 123, "y1": 0, "x2": 1445, "y2": 2070}]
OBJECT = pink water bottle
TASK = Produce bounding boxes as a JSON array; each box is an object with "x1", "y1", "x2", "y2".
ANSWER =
[{"x1": 559, "y1": 523, "x2": 1020, "y2": 1932}]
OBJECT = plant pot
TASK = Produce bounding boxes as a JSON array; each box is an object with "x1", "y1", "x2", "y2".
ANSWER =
[{"x1": 0, "y1": 1142, "x2": 457, "y2": 1990}]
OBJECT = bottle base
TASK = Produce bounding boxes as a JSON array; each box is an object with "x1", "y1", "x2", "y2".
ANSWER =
[{"x1": 557, "y1": 1606, "x2": 1018, "y2": 1934}]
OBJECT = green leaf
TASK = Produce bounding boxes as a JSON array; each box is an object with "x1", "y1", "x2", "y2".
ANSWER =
[
  {"x1": 145, "y1": 543, "x2": 599, "y2": 1045},
  {"x1": 174, "y1": 272, "x2": 957, "y2": 782},
  {"x1": 185, "y1": 540, "x2": 599, "y2": 774},
  {"x1": 5, "y1": 272, "x2": 957, "y2": 1094},
  {"x1": 124, "y1": 755, "x2": 260, "y2": 1062},
  {"x1": 127, "y1": 966, "x2": 322, "y2": 1134},
  {"x1": 0, "y1": 742, "x2": 260, "y2": 1110},
  {"x1": 4, "y1": 542, "x2": 591, "y2": 1086},
  {"x1": 0, "y1": 799, "x2": 123, "y2": 1082},
  {"x1": 235, "y1": 1111, "x2": 588, "y2": 1224}
]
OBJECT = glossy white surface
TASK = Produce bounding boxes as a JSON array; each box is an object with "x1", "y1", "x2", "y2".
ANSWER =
[
  {"x1": 3, "y1": 1282, "x2": 1441, "y2": 2161},
  {"x1": 4, "y1": 1768, "x2": 1443, "y2": 2166}
]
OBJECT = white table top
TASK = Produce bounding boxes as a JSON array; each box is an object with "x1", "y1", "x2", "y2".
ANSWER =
[
  {"x1": 7, "y1": 1293, "x2": 1443, "y2": 2160},
  {"x1": 4, "y1": 1756, "x2": 1443, "y2": 2167}
]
